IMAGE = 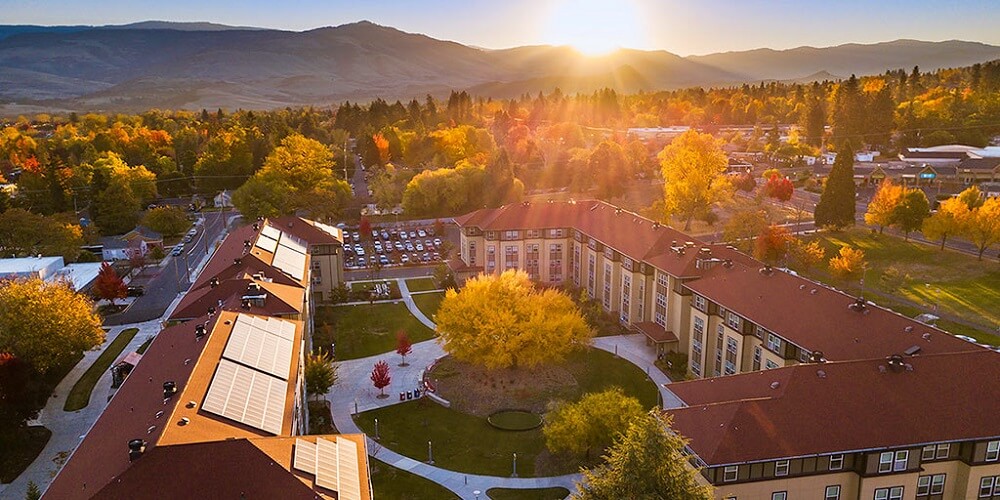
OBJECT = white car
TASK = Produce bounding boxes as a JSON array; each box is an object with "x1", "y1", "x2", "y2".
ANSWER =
[
  {"x1": 415, "y1": 243, "x2": 424, "y2": 252},
  {"x1": 400, "y1": 254, "x2": 410, "y2": 263},
  {"x1": 433, "y1": 238, "x2": 442, "y2": 246},
  {"x1": 418, "y1": 229, "x2": 427, "y2": 238}
]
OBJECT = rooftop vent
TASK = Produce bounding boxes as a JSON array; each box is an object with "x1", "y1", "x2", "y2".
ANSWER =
[
  {"x1": 904, "y1": 325, "x2": 914, "y2": 333},
  {"x1": 179, "y1": 417, "x2": 190, "y2": 426},
  {"x1": 251, "y1": 223, "x2": 259, "y2": 232},
  {"x1": 722, "y1": 259, "x2": 734, "y2": 269},
  {"x1": 128, "y1": 439, "x2": 147, "y2": 461},
  {"x1": 769, "y1": 381, "x2": 780, "y2": 389},
  {"x1": 810, "y1": 288, "x2": 818, "y2": 295},
  {"x1": 885, "y1": 354, "x2": 906, "y2": 372},
  {"x1": 207, "y1": 306, "x2": 216, "y2": 316},
  {"x1": 799, "y1": 284, "x2": 806, "y2": 290},
  {"x1": 247, "y1": 282, "x2": 261, "y2": 293},
  {"x1": 807, "y1": 351, "x2": 826, "y2": 363},
  {"x1": 759, "y1": 265, "x2": 774, "y2": 276},
  {"x1": 922, "y1": 332, "x2": 932, "y2": 340},
  {"x1": 163, "y1": 381, "x2": 177, "y2": 398},
  {"x1": 233, "y1": 258, "x2": 242, "y2": 266},
  {"x1": 848, "y1": 297, "x2": 867, "y2": 312},
  {"x1": 816, "y1": 370, "x2": 827, "y2": 379},
  {"x1": 209, "y1": 277, "x2": 220, "y2": 288},
  {"x1": 685, "y1": 241, "x2": 696, "y2": 248},
  {"x1": 903, "y1": 345, "x2": 922, "y2": 356},
  {"x1": 652, "y1": 222, "x2": 661, "y2": 229},
  {"x1": 194, "y1": 324, "x2": 206, "y2": 339}
]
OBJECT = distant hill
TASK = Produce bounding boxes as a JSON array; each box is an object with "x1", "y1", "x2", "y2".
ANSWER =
[{"x1": 1, "y1": 21, "x2": 998, "y2": 111}]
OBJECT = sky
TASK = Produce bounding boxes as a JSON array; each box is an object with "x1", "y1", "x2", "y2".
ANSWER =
[{"x1": 1, "y1": 0, "x2": 998, "y2": 56}]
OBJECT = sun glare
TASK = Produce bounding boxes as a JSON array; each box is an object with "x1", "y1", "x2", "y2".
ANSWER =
[{"x1": 543, "y1": 0, "x2": 647, "y2": 56}]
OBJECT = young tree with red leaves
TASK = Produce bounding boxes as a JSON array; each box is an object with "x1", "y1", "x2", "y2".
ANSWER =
[
  {"x1": 395, "y1": 331, "x2": 412, "y2": 366},
  {"x1": 764, "y1": 173, "x2": 794, "y2": 202},
  {"x1": 359, "y1": 216, "x2": 372, "y2": 243},
  {"x1": 753, "y1": 225, "x2": 794, "y2": 265},
  {"x1": 370, "y1": 360, "x2": 391, "y2": 398},
  {"x1": 93, "y1": 262, "x2": 127, "y2": 305}
]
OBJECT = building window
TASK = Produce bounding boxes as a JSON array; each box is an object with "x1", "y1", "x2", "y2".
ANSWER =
[
  {"x1": 825, "y1": 485, "x2": 841, "y2": 500},
  {"x1": 799, "y1": 349, "x2": 811, "y2": 363},
  {"x1": 525, "y1": 244, "x2": 539, "y2": 279},
  {"x1": 549, "y1": 228, "x2": 564, "y2": 238},
  {"x1": 621, "y1": 274, "x2": 631, "y2": 321},
  {"x1": 504, "y1": 246, "x2": 519, "y2": 271},
  {"x1": 603, "y1": 246, "x2": 615, "y2": 260},
  {"x1": 693, "y1": 294, "x2": 706, "y2": 311},
  {"x1": 829, "y1": 454, "x2": 844, "y2": 470},
  {"x1": 503, "y1": 230, "x2": 519, "y2": 240},
  {"x1": 878, "y1": 452, "x2": 893, "y2": 473},
  {"x1": 765, "y1": 359, "x2": 779, "y2": 370},
  {"x1": 774, "y1": 460, "x2": 789, "y2": 476},
  {"x1": 988, "y1": 440, "x2": 1000, "y2": 462},
  {"x1": 923, "y1": 443, "x2": 950, "y2": 461},
  {"x1": 894, "y1": 450, "x2": 909, "y2": 471},
  {"x1": 468, "y1": 241, "x2": 476, "y2": 266},
  {"x1": 637, "y1": 281, "x2": 645, "y2": 319},
  {"x1": 654, "y1": 292, "x2": 667, "y2": 328},
  {"x1": 486, "y1": 245, "x2": 496, "y2": 272},
  {"x1": 725, "y1": 337, "x2": 738, "y2": 375},
  {"x1": 622, "y1": 256, "x2": 633, "y2": 271},
  {"x1": 874, "y1": 487, "x2": 903, "y2": 500},
  {"x1": 879, "y1": 451, "x2": 908, "y2": 473},
  {"x1": 548, "y1": 244, "x2": 563, "y2": 282},
  {"x1": 767, "y1": 333, "x2": 783, "y2": 353},
  {"x1": 587, "y1": 254, "x2": 596, "y2": 297},
  {"x1": 726, "y1": 311, "x2": 741, "y2": 330},
  {"x1": 917, "y1": 474, "x2": 946, "y2": 497},
  {"x1": 754, "y1": 325, "x2": 766, "y2": 339},
  {"x1": 723, "y1": 465, "x2": 738, "y2": 482},
  {"x1": 714, "y1": 326, "x2": 724, "y2": 377},
  {"x1": 602, "y1": 263, "x2": 612, "y2": 309},
  {"x1": 752, "y1": 345, "x2": 762, "y2": 371},
  {"x1": 980, "y1": 476, "x2": 1000, "y2": 498},
  {"x1": 692, "y1": 322, "x2": 704, "y2": 376},
  {"x1": 526, "y1": 229, "x2": 541, "y2": 239},
  {"x1": 573, "y1": 245, "x2": 581, "y2": 285},
  {"x1": 772, "y1": 492, "x2": 786, "y2": 500}
]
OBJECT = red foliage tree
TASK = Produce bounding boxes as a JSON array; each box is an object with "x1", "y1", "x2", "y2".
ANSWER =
[
  {"x1": 395, "y1": 331, "x2": 413, "y2": 366},
  {"x1": 764, "y1": 173, "x2": 794, "y2": 202},
  {"x1": 753, "y1": 225, "x2": 794, "y2": 265},
  {"x1": 370, "y1": 360, "x2": 392, "y2": 398},
  {"x1": 359, "y1": 216, "x2": 372, "y2": 243},
  {"x1": 93, "y1": 262, "x2": 126, "y2": 305}
]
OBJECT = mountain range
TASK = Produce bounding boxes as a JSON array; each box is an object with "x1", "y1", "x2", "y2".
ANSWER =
[{"x1": 1, "y1": 21, "x2": 998, "y2": 113}]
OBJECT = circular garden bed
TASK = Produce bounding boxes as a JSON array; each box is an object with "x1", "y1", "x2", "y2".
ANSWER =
[{"x1": 487, "y1": 409, "x2": 543, "y2": 431}]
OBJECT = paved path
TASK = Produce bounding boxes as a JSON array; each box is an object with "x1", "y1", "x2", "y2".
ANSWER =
[{"x1": 591, "y1": 335, "x2": 687, "y2": 409}]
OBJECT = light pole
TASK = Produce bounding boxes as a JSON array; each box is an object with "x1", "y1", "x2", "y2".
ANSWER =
[
  {"x1": 427, "y1": 440, "x2": 434, "y2": 464},
  {"x1": 374, "y1": 418, "x2": 380, "y2": 441},
  {"x1": 511, "y1": 452, "x2": 518, "y2": 477},
  {"x1": 473, "y1": 491, "x2": 481, "y2": 500}
]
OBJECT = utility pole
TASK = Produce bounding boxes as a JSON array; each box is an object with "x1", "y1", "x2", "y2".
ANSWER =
[{"x1": 344, "y1": 134, "x2": 349, "y2": 181}]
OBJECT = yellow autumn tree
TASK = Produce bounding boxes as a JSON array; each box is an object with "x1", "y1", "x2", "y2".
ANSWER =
[
  {"x1": 434, "y1": 270, "x2": 592, "y2": 370},
  {"x1": 829, "y1": 245, "x2": 866, "y2": 281},
  {"x1": 922, "y1": 188, "x2": 979, "y2": 250},
  {"x1": 657, "y1": 130, "x2": 733, "y2": 230},
  {"x1": 964, "y1": 196, "x2": 1000, "y2": 261},
  {"x1": 864, "y1": 179, "x2": 904, "y2": 234},
  {"x1": 0, "y1": 279, "x2": 104, "y2": 372}
]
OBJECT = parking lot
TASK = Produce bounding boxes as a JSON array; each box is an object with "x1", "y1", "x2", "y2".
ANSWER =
[{"x1": 343, "y1": 222, "x2": 452, "y2": 270}]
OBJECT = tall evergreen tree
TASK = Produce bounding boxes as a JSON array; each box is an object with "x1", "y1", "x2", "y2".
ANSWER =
[{"x1": 815, "y1": 143, "x2": 856, "y2": 228}]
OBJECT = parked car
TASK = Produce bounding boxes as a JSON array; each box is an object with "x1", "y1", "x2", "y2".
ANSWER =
[
  {"x1": 172, "y1": 245, "x2": 184, "y2": 256},
  {"x1": 401, "y1": 254, "x2": 410, "y2": 263},
  {"x1": 127, "y1": 285, "x2": 145, "y2": 297},
  {"x1": 433, "y1": 238, "x2": 442, "y2": 246},
  {"x1": 418, "y1": 229, "x2": 427, "y2": 238}
]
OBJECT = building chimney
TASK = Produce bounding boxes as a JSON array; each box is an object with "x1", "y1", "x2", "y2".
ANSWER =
[
  {"x1": 233, "y1": 258, "x2": 242, "y2": 266},
  {"x1": 807, "y1": 351, "x2": 826, "y2": 363}
]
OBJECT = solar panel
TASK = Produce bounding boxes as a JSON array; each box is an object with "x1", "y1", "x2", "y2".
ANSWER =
[
  {"x1": 254, "y1": 234, "x2": 278, "y2": 254},
  {"x1": 315, "y1": 436, "x2": 341, "y2": 492},
  {"x1": 336, "y1": 438, "x2": 362, "y2": 500},
  {"x1": 272, "y1": 244, "x2": 307, "y2": 281},
  {"x1": 222, "y1": 316, "x2": 294, "y2": 380},
  {"x1": 293, "y1": 439, "x2": 316, "y2": 476},
  {"x1": 260, "y1": 224, "x2": 282, "y2": 241},
  {"x1": 202, "y1": 359, "x2": 286, "y2": 435},
  {"x1": 277, "y1": 233, "x2": 308, "y2": 254}
]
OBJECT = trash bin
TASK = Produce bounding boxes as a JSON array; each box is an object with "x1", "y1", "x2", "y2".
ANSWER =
[
  {"x1": 406, "y1": 391, "x2": 413, "y2": 400},
  {"x1": 414, "y1": 388, "x2": 422, "y2": 398},
  {"x1": 399, "y1": 392, "x2": 405, "y2": 401}
]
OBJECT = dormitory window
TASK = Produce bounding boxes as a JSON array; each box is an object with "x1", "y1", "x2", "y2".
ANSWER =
[
  {"x1": 829, "y1": 454, "x2": 844, "y2": 470},
  {"x1": 621, "y1": 274, "x2": 631, "y2": 321},
  {"x1": 767, "y1": 333, "x2": 783, "y2": 353},
  {"x1": 693, "y1": 294, "x2": 706, "y2": 311},
  {"x1": 726, "y1": 311, "x2": 741, "y2": 330},
  {"x1": 654, "y1": 292, "x2": 667, "y2": 328},
  {"x1": 922, "y1": 443, "x2": 950, "y2": 461},
  {"x1": 548, "y1": 244, "x2": 563, "y2": 282},
  {"x1": 981, "y1": 476, "x2": 1000, "y2": 498},
  {"x1": 486, "y1": 246, "x2": 496, "y2": 272},
  {"x1": 725, "y1": 337, "x2": 738, "y2": 375},
  {"x1": 602, "y1": 263, "x2": 612, "y2": 309},
  {"x1": 765, "y1": 359, "x2": 779, "y2": 370},
  {"x1": 988, "y1": 440, "x2": 1000, "y2": 461},
  {"x1": 825, "y1": 485, "x2": 841, "y2": 500},
  {"x1": 587, "y1": 254, "x2": 596, "y2": 297},
  {"x1": 504, "y1": 246, "x2": 519, "y2": 271},
  {"x1": 468, "y1": 241, "x2": 477, "y2": 266},
  {"x1": 917, "y1": 474, "x2": 946, "y2": 497},
  {"x1": 799, "y1": 349, "x2": 811, "y2": 363},
  {"x1": 752, "y1": 345, "x2": 762, "y2": 371},
  {"x1": 573, "y1": 245, "x2": 581, "y2": 285},
  {"x1": 879, "y1": 451, "x2": 908, "y2": 473},
  {"x1": 774, "y1": 460, "x2": 789, "y2": 476},
  {"x1": 754, "y1": 324, "x2": 767, "y2": 339},
  {"x1": 723, "y1": 465, "x2": 738, "y2": 482},
  {"x1": 526, "y1": 229, "x2": 541, "y2": 238},
  {"x1": 637, "y1": 282, "x2": 645, "y2": 319},
  {"x1": 503, "y1": 230, "x2": 519, "y2": 240},
  {"x1": 772, "y1": 492, "x2": 786, "y2": 500},
  {"x1": 549, "y1": 228, "x2": 563, "y2": 238},
  {"x1": 525, "y1": 244, "x2": 539, "y2": 279},
  {"x1": 714, "y1": 326, "x2": 724, "y2": 377},
  {"x1": 622, "y1": 256, "x2": 633, "y2": 271},
  {"x1": 874, "y1": 487, "x2": 903, "y2": 500}
]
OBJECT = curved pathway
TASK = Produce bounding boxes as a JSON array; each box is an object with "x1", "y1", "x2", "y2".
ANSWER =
[{"x1": 591, "y1": 335, "x2": 687, "y2": 409}]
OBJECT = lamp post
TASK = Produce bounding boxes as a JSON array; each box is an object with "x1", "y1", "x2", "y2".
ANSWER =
[
  {"x1": 473, "y1": 491, "x2": 481, "y2": 500},
  {"x1": 374, "y1": 418, "x2": 380, "y2": 441},
  {"x1": 511, "y1": 452, "x2": 518, "y2": 477},
  {"x1": 427, "y1": 440, "x2": 434, "y2": 464}
]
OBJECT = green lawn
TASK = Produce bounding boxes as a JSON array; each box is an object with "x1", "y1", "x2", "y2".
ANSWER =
[
  {"x1": 314, "y1": 303, "x2": 435, "y2": 360},
  {"x1": 136, "y1": 336, "x2": 153, "y2": 354},
  {"x1": 0, "y1": 426, "x2": 51, "y2": 484},
  {"x1": 370, "y1": 460, "x2": 459, "y2": 499},
  {"x1": 350, "y1": 280, "x2": 401, "y2": 300},
  {"x1": 405, "y1": 277, "x2": 441, "y2": 293},
  {"x1": 357, "y1": 349, "x2": 657, "y2": 477},
  {"x1": 798, "y1": 227, "x2": 1000, "y2": 345},
  {"x1": 64, "y1": 328, "x2": 139, "y2": 411},
  {"x1": 411, "y1": 292, "x2": 445, "y2": 322},
  {"x1": 488, "y1": 487, "x2": 571, "y2": 500}
]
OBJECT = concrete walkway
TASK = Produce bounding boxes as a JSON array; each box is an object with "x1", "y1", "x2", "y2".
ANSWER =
[{"x1": 591, "y1": 334, "x2": 687, "y2": 409}]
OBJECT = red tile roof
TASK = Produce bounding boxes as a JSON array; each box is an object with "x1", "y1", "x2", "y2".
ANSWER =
[
  {"x1": 169, "y1": 279, "x2": 303, "y2": 321},
  {"x1": 633, "y1": 322, "x2": 679, "y2": 343},
  {"x1": 45, "y1": 316, "x2": 222, "y2": 500},
  {"x1": 269, "y1": 215, "x2": 344, "y2": 247},
  {"x1": 666, "y1": 350, "x2": 1000, "y2": 465},
  {"x1": 682, "y1": 263, "x2": 983, "y2": 361}
]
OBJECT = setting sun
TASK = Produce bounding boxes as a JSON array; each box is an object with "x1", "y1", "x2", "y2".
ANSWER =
[{"x1": 543, "y1": 0, "x2": 648, "y2": 55}]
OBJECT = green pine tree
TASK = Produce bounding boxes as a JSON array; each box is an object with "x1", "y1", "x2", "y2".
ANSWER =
[{"x1": 815, "y1": 143, "x2": 857, "y2": 229}]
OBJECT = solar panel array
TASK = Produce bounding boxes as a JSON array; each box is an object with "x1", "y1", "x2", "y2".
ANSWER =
[
  {"x1": 254, "y1": 232, "x2": 279, "y2": 254},
  {"x1": 222, "y1": 315, "x2": 295, "y2": 380},
  {"x1": 272, "y1": 234, "x2": 307, "y2": 281},
  {"x1": 292, "y1": 437, "x2": 362, "y2": 500},
  {"x1": 202, "y1": 359, "x2": 286, "y2": 435}
]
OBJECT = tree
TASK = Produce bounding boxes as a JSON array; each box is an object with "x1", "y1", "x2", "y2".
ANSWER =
[
  {"x1": 732, "y1": 172, "x2": 756, "y2": 193},
  {"x1": 923, "y1": 187, "x2": 979, "y2": 250},
  {"x1": 0, "y1": 209, "x2": 84, "y2": 261},
  {"x1": 25, "y1": 481, "x2": 41, "y2": 500},
  {"x1": 93, "y1": 262, "x2": 126, "y2": 305},
  {"x1": 544, "y1": 388, "x2": 644, "y2": 459},
  {"x1": 0, "y1": 279, "x2": 104, "y2": 373},
  {"x1": 722, "y1": 208, "x2": 768, "y2": 253},
  {"x1": 657, "y1": 130, "x2": 733, "y2": 230},
  {"x1": 763, "y1": 174, "x2": 794, "y2": 202},
  {"x1": 789, "y1": 240, "x2": 826, "y2": 270},
  {"x1": 814, "y1": 143, "x2": 856, "y2": 228},
  {"x1": 370, "y1": 360, "x2": 392, "y2": 398},
  {"x1": 829, "y1": 245, "x2": 866, "y2": 281},
  {"x1": 142, "y1": 206, "x2": 190, "y2": 237},
  {"x1": 865, "y1": 179, "x2": 904, "y2": 234},
  {"x1": 964, "y1": 196, "x2": 1000, "y2": 260},
  {"x1": 305, "y1": 349, "x2": 337, "y2": 399},
  {"x1": 892, "y1": 188, "x2": 930, "y2": 241},
  {"x1": 574, "y1": 411, "x2": 713, "y2": 500},
  {"x1": 753, "y1": 225, "x2": 793, "y2": 265},
  {"x1": 435, "y1": 270, "x2": 592, "y2": 370},
  {"x1": 433, "y1": 263, "x2": 457, "y2": 290},
  {"x1": 95, "y1": 177, "x2": 140, "y2": 235},
  {"x1": 589, "y1": 140, "x2": 630, "y2": 200},
  {"x1": 395, "y1": 331, "x2": 413, "y2": 366}
]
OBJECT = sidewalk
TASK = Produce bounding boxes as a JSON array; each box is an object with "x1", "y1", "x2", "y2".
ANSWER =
[{"x1": 591, "y1": 335, "x2": 687, "y2": 409}]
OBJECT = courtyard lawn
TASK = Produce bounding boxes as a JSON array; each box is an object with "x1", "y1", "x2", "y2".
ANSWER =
[
  {"x1": 0, "y1": 427, "x2": 51, "y2": 484},
  {"x1": 798, "y1": 227, "x2": 1000, "y2": 345},
  {"x1": 404, "y1": 277, "x2": 440, "y2": 293},
  {"x1": 350, "y1": 280, "x2": 401, "y2": 300},
  {"x1": 64, "y1": 328, "x2": 139, "y2": 412},
  {"x1": 411, "y1": 292, "x2": 445, "y2": 321},
  {"x1": 313, "y1": 303, "x2": 435, "y2": 360},
  {"x1": 488, "y1": 487, "x2": 571, "y2": 500},
  {"x1": 369, "y1": 460, "x2": 459, "y2": 500}
]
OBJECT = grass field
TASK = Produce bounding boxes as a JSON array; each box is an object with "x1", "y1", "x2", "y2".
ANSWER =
[
  {"x1": 136, "y1": 336, "x2": 153, "y2": 354},
  {"x1": 405, "y1": 277, "x2": 440, "y2": 293},
  {"x1": 798, "y1": 228, "x2": 1000, "y2": 345},
  {"x1": 369, "y1": 460, "x2": 459, "y2": 499},
  {"x1": 412, "y1": 292, "x2": 445, "y2": 321},
  {"x1": 0, "y1": 427, "x2": 51, "y2": 484},
  {"x1": 314, "y1": 303, "x2": 435, "y2": 360},
  {"x1": 358, "y1": 349, "x2": 657, "y2": 477},
  {"x1": 64, "y1": 328, "x2": 139, "y2": 411},
  {"x1": 488, "y1": 487, "x2": 571, "y2": 500}
]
